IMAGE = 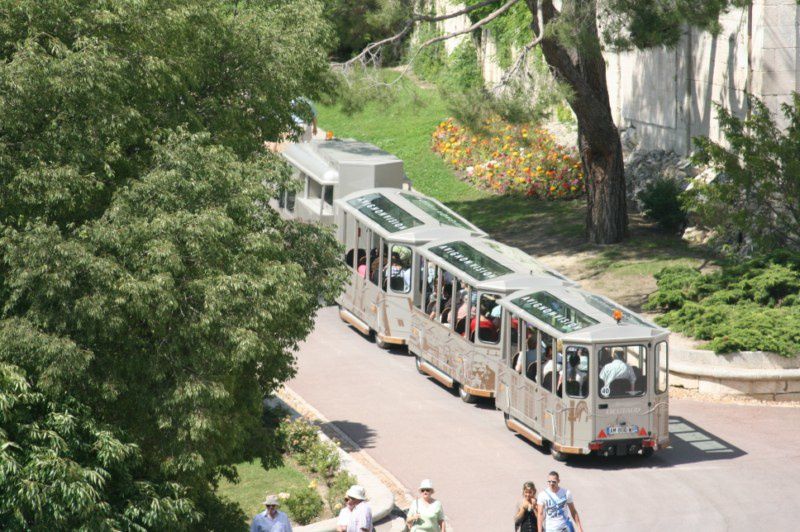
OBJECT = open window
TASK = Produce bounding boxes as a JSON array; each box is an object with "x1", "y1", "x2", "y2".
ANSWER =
[
  {"x1": 474, "y1": 293, "x2": 501, "y2": 344},
  {"x1": 388, "y1": 244, "x2": 412, "y2": 294},
  {"x1": 563, "y1": 345, "x2": 589, "y2": 398}
]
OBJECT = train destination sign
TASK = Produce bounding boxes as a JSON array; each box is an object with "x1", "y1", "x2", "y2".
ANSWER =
[
  {"x1": 348, "y1": 193, "x2": 423, "y2": 233},
  {"x1": 512, "y1": 291, "x2": 599, "y2": 333},
  {"x1": 430, "y1": 241, "x2": 513, "y2": 281},
  {"x1": 400, "y1": 193, "x2": 473, "y2": 230}
]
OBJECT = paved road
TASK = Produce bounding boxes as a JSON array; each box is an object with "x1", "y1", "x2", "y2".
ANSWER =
[{"x1": 289, "y1": 307, "x2": 800, "y2": 531}]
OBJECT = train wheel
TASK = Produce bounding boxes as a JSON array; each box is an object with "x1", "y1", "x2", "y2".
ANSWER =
[
  {"x1": 415, "y1": 356, "x2": 426, "y2": 375},
  {"x1": 641, "y1": 448, "x2": 654, "y2": 458},
  {"x1": 458, "y1": 384, "x2": 477, "y2": 404},
  {"x1": 375, "y1": 336, "x2": 390, "y2": 350},
  {"x1": 550, "y1": 446, "x2": 568, "y2": 462}
]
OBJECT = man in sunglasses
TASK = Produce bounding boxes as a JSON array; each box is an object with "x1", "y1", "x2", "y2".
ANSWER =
[
  {"x1": 536, "y1": 471, "x2": 583, "y2": 532},
  {"x1": 251, "y1": 494, "x2": 292, "y2": 532},
  {"x1": 336, "y1": 485, "x2": 373, "y2": 532}
]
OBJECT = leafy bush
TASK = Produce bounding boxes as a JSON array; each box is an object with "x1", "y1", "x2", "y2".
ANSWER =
[
  {"x1": 440, "y1": 40, "x2": 483, "y2": 93},
  {"x1": 278, "y1": 416, "x2": 320, "y2": 455},
  {"x1": 283, "y1": 485, "x2": 325, "y2": 525},
  {"x1": 295, "y1": 439, "x2": 341, "y2": 479},
  {"x1": 326, "y1": 470, "x2": 359, "y2": 514},
  {"x1": 646, "y1": 254, "x2": 800, "y2": 356},
  {"x1": 432, "y1": 117, "x2": 584, "y2": 199},
  {"x1": 411, "y1": 20, "x2": 446, "y2": 82},
  {"x1": 637, "y1": 177, "x2": 688, "y2": 232},
  {"x1": 690, "y1": 95, "x2": 800, "y2": 255}
]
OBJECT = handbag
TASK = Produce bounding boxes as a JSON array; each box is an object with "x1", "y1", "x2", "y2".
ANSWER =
[
  {"x1": 544, "y1": 491, "x2": 575, "y2": 532},
  {"x1": 401, "y1": 498, "x2": 419, "y2": 532}
]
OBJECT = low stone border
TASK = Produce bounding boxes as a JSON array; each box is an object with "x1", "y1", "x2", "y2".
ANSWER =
[
  {"x1": 670, "y1": 348, "x2": 800, "y2": 401},
  {"x1": 275, "y1": 387, "x2": 398, "y2": 532}
]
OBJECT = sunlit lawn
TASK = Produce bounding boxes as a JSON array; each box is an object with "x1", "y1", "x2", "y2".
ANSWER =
[{"x1": 217, "y1": 461, "x2": 311, "y2": 522}]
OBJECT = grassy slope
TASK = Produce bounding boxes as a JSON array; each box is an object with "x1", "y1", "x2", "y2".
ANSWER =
[{"x1": 217, "y1": 462, "x2": 311, "y2": 521}]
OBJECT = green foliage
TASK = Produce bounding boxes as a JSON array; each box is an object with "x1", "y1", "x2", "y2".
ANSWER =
[
  {"x1": 411, "y1": 19, "x2": 447, "y2": 82},
  {"x1": 466, "y1": 1, "x2": 532, "y2": 68},
  {"x1": 646, "y1": 254, "x2": 800, "y2": 356},
  {"x1": 323, "y1": 0, "x2": 413, "y2": 62},
  {"x1": 440, "y1": 40, "x2": 483, "y2": 93},
  {"x1": 690, "y1": 95, "x2": 800, "y2": 255},
  {"x1": 326, "y1": 470, "x2": 358, "y2": 515},
  {"x1": 0, "y1": 1, "x2": 345, "y2": 528},
  {"x1": 278, "y1": 417, "x2": 321, "y2": 455},
  {"x1": 295, "y1": 439, "x2": 341, "y2": 480},
  {"x1": 637, "y1": 177, "x2": 688, "y2": 232},
  {"x1": 283, "y1": 485, "x2": 325, "y2": 525}
]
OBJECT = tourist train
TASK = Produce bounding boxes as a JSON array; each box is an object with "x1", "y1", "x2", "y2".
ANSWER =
[{"x1": 274, "y1": 138, "x2": 670, "y2": 460}]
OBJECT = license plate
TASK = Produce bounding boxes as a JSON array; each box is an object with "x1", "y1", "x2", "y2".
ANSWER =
[{"x1": 606, "y1": 425, "x2": 638, "y2": 435}]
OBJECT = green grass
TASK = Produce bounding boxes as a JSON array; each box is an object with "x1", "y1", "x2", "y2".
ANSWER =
[
  {"x1": 217, "y1": 461, "x2": 311, "y2": 521},
  {"x1": 318, "y1": 77, "x2": 574, "y2": 233}
]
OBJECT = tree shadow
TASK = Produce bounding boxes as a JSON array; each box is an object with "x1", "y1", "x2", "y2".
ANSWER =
[
  {"x1": 564, "y1": 415, "x2": 746, "y2": 470},
  {"x1": 321, "y1": 420, "x2": 379, "y2": 450}
]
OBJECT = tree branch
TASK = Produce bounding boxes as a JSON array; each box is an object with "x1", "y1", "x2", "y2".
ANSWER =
[
  {"x1": 490, "y1": 34, "x2": 544, "y2": 94},
  {"x1": 336, "y1": 0, "x2": 520, "y2": 71}
]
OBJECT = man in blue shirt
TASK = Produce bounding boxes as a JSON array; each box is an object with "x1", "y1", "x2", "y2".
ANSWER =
[{"x1": 251, "y1": 494, "x2": 292, "y2": 532}]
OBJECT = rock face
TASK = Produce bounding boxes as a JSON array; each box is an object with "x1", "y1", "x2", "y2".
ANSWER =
[{"x1": 622, "y1": 127, "x2": 698, "y2": 212}]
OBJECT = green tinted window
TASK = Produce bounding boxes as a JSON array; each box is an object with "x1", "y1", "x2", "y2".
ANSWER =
[
  {"x1": 429, "y1": 242, "x2": 513, "y2": 281},
  {"x1": 512, "y1": 291, "x2": 598, "y2": 333},
  {"x1": 348, "y1": 193, "x2": 423, "y2": 233},
  {"x1": 400, "y1": 193, "x2": 473, "y2": 230}
]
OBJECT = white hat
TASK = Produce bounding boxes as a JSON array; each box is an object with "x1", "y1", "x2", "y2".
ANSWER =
[
  {"x1": 418, "y1": 479, "x2": 434, "y2": 491},
  {"x1": 346, "y1": 485, "x2": 368, "y2": 501},
  {"x1": 263, "y1": 494, "x2": 280, "y2": 506}
]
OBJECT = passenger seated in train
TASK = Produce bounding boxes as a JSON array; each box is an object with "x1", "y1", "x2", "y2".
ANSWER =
[
  {"x1": 469, "y1": 299, "x2": 498, "y2": 342},
  {"x1": 513, "y1": 334, "x2": 539, "y2": 381},
  {"x1": 454, "y1": 290, "x2": 477, "y2": 335},
  {"x1": 357, "y1": 255, "x2": 368, "y2": 279},
  {"x1": 560, "y1": 350, "x2": 588, "y2": 396},
  {"x1": 599, "y1": 349, "x2": 636, "y2": 395},
  {"x1": 428, "y1": 284, "x2": 453, "y2": 321}
]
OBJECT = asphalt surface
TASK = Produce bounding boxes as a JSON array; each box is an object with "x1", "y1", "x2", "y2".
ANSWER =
[{"x1": 289, "y1": 306, "x2": 800, "y2": 531}]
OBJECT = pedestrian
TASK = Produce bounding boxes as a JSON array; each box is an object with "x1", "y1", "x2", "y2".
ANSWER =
[
  {"x1": 251, "y1": 494, "x2": 292, "y2": 532},
  {"x1": 514, "y1": 481, "x2": 538, "y2": 532},
  {"x1": 406, "y1": 479, "x2": 446, "y2": 532},
  {"x1": 536, "y1": 471, "x2": 583, "y2": 532},
  {"x1": 338, "y1": 485, "x2": 372, "y2": 532}
]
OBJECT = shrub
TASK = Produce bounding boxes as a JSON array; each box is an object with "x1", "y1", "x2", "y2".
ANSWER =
[
  {"x1": 440, "y1": 40, "x2": 483, "y2": 93},
  {"x1": 431, "y1": 117, "x2": 584, "y2": 199},
  {"x1": 637, "y1": 177, "x2": 687, "y2": 232},
  {"x1": 283, "y1": 485, "x2": 324, "y2": 525},
  {"x1": 646, "y1": 254, "x2": 800, "y2": 356},
  {"x1": 295, "y1": 439, "x2": 341, "y2": 480},
  {"x1": 277, "y1": 416, "x2": 319, "y2": 455},
  {"x1": 326, "y1": 470, "x2": 358, "y2": 515}
]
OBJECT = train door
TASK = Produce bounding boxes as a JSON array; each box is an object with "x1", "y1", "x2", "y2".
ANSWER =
[
  {"x1": 510, "y1": 321, "x2": 544, "y2": 427},
  {"x1": 556, "y1": 345, "x2": 592, "y2": 451},
  {"x1": 376, "y1": 242, "x2": 414, "y2": 344},
  {"x1": 537, "y1": 334, "x2": 560, "y2": 444},
  {"x1": 652, "y1": 339, "x2": 670, "y2": 450},
  {"x1": 459, "y1": 291, "x2": 503, "y2": 400},
  {"x1": 593, "y1": 344, "x2": 652, "y2": 456}
]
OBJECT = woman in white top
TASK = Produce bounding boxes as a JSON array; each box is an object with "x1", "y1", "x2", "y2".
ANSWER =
[{"x1": 406, "y1": 479, "x2": 446, "y2": 532}]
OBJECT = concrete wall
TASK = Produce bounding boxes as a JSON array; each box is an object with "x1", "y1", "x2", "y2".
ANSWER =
[{"x1": 422, "y1": 0, "x2": 800, "y2": 154}]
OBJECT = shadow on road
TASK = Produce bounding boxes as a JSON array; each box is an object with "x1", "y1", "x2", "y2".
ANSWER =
[
  {"x1": 324, "y1": 420, "x2": 378, "y2": 450},
  {"x1": 565, "y1": 415, "x2": 746, "y2": 470}
]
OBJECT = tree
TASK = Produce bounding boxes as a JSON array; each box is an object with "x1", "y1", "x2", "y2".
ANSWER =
[
  {"x1": 690, "y1": 95, "x2": 800, "y2": 255},
  {"x1": 340, "y1": 0, "x2": 747, "y2": 243},
  {"x1": 0, "y1": 0, "x2": 344, "y2": 528}
]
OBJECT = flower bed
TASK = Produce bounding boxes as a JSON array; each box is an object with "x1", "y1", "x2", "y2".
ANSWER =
[{"x1": 431, "y1": 117, "x2": 585, "y2": 199}]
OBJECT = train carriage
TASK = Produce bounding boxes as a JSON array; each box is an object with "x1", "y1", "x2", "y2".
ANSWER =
[
  {"x1": 408, "y1": 237, "x2": 574, "y2": 403},
  {"x1": 495, "y1": 286, "x2": 670, "y2": 460},
  {"x1": 335, "y1": 188, "x2": 486, "y2": 348}
]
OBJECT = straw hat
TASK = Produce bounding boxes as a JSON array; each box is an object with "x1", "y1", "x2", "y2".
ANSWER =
[
  {"x1": 263, "y1": 494, "x2": 280, "y2": 506},
  {"x1": 345, "y1": 485, "x2": 368, "y2": 501}
]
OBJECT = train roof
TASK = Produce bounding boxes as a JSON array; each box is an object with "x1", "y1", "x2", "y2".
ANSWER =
[
  {"x1": 282, "y1": 139, "x2": 403, "y2": 185},
  {"x1": 336, "y1": 188, "x2": 486, "y2": 243},
  {"x1": 416, "y1": 237, "x2": 574, "y2": 293},
  {"x1": 499, "y1": 286, "x2": 669, "y2": 343}
]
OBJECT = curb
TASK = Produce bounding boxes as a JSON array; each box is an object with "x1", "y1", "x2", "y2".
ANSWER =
[
  {"x1": 276, "y1": 387, "x2": 396, "y2": 532},
  {"x1": 670, "y1": 362, "x2": 800, "y2": 381}
]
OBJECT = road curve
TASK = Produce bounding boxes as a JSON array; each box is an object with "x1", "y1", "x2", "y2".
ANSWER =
[{"x1": 289, "y1": 306, "x2": 800, "y2": 531}]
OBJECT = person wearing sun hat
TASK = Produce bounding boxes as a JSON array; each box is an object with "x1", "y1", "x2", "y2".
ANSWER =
[
  {"x1": 336, "y1": 485, "x2": 373, "y2": 532},
  {"x1": 251, "y1": 493, "x2": 292, "y2": 532},
  {"x1": 406, "y1": 479, "x2": 446, "y2": 532}
]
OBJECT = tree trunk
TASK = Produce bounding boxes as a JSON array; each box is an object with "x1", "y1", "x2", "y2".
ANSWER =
[{"x1": 528, "y1": 0, "x2": 629, "y2": 244}]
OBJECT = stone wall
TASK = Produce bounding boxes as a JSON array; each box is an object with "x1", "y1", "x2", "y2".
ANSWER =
[{"x1": 420, "y1": 0, "x2": 800, "y2": 155}]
